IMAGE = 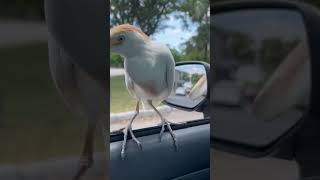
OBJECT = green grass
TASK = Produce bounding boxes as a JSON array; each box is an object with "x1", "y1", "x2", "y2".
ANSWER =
[
  {"x1": 110, "y1": 76, "x2": 136, "y2": 113},
  {"x1": 0, "y1": 43, "x2": 105, "y2": 163}
]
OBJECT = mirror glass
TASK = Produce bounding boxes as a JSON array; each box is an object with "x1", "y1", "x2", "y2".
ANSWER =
[
  {"x1": 166, "y1": 64, "x2": 207, "y2": 109},
  {"x1": 211, "y1": 9, "x2": 310, "y2": 145}
]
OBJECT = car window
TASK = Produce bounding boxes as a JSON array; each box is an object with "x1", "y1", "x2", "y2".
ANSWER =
[{"x1": 110, "y1": 1, "x2": 209, "y2": 133}]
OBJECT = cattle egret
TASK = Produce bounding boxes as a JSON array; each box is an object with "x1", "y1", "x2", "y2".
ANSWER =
[
  {"x1": 251, "y1": 41, "x2": 310, "y2": 121},
  {"x1": 48, "y1": 37, "x2": 107, "y2": 180},
  {"x1": 110, "y1": 24, "x2": 176, "y2": 159}
]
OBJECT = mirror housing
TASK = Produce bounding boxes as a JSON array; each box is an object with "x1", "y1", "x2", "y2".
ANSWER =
[
  {"x1": 164, "y1": 61, "x2": 210, "y2": 112},
  {"x1": 211, "y1": 0, "x2": 320, "y2": 162}
]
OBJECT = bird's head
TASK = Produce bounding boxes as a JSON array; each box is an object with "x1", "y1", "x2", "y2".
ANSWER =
[{"x1": 110, "y1": 24, "x2": 150, "y2": 57}]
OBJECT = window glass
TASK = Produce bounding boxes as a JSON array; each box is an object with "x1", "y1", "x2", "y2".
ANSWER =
[{"x1": 110, "y1": 1, "x2": 210, "y2": 133}]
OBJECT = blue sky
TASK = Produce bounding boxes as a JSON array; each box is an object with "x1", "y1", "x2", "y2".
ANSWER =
[{"x1": 152, "y1": 13, "x2": 198, "y2": 51}]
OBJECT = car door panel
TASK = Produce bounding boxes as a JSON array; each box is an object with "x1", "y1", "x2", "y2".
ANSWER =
[{"x1": 110, "y1": 124, "x2": 210, "y2": 180}]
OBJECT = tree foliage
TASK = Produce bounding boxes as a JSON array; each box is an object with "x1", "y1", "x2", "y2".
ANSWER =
[
  {"x1": 178, "y1": 0, "x2": 210, "y2": 62},
  {"x1": 110, "y1": 0, "x2": 211, "y2": 66},
  {"x1": 110, "y1": 0, "x2": 178, "y2": 35}
]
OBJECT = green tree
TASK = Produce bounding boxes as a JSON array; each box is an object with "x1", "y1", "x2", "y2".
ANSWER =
[
  {"x1": 110, "y1": 53, "x2": 123, "y2": 67},
  {"x1": 110, "y1": 0, "x2": 210, "y2": 65},
  {"x1": 170, "y1": 48, "x2": 184, "y2": 63},
  {"x1": 178, "y1": 0, "x2": 210, "y2": 62},
  {"x1": 110, "y1": 0, "x2": 178, "y2": 35},
  {"x1": 110, "y1": 0, "x2": 179, "y2": 67}
]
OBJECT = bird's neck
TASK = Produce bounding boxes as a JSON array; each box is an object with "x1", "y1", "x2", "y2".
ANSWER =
[
  {"x1": 122, "y1": 41, "x2": 152, "y2": 59},
  {"x1": 123, "y1": 51, "x2": 155, "y2": 82}
]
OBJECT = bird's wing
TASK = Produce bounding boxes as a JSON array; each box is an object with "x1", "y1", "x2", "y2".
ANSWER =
[
  {"x1": 166, "y1": 56, "x2": 175, "y2": 96},
  {"x1": 48, "y1": 35, "x2": 86, "y2": 119},
  {"x1": 48, "y1": 35, "x2": 107, "y2": 122},
  {"x1": 159, "y1": 45, "x2": 175, "y2": 96},
  {"x1": 124, "y1": 71, "x2": 137, "y2": 98},
  {"x1": 49, "y1": 35, "x2": 108, "y2": 180}
]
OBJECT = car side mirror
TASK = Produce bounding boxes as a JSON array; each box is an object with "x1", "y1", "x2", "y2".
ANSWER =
[
  {"x1": 211, "y1": 1, "x2": 317, "y2": 160},
  {"x1": 164, "y1": 61, "x2": 210, "y2": 112}
]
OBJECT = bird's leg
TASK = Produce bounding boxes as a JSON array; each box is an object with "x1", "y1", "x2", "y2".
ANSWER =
[
  {"x1": 121, "y1": 101, "x2": 141, "y2": 159},
  {"x1": 72, "y1": 123, "x2": 96, "y2": 180},
  {"x1": 147, "y1": 100, "x2": 177, "y2": 151}
]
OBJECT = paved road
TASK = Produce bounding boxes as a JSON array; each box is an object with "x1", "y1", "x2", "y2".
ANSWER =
[{"x1": 110, "y1": 68, "x2": 125, "y2": 77}]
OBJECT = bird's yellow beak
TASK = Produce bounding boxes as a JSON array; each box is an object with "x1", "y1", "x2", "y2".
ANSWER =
[{"x1": 110, "y1": 39, "x2": 121, "y2": 47}]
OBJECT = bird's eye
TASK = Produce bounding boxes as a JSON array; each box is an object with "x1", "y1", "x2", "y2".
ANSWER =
[{"x1": 117, "y1": 35, "x2": 125, "y2": 42}]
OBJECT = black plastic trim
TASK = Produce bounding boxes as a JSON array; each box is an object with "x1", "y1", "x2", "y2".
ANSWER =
[{"x1": 111, "y1": 118, "x2": 209, "y2": 142}]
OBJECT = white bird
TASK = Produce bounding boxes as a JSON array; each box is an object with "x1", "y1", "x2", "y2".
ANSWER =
[
  {"x1": 110, "y1": 24, "x2": 176, "y2": 158},
  {"x1": 251, "y1": 41, "x2": 310, "y2": 121}
]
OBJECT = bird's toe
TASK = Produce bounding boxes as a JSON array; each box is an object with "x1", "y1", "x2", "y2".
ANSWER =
[
  {"x1": 137, "y1": 142, "x2": 143, "y2": 150},
  {"x1": 121, "y1": 149, "x2": 126, "y2": 160}
]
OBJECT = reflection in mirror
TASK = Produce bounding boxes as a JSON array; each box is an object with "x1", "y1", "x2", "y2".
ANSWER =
[
  {"x1": 212, "y1": 9, "x2": 310, "y2": 122},
  {"x1": 166, "y1": 64, "x2": 207, "y2": 109}
]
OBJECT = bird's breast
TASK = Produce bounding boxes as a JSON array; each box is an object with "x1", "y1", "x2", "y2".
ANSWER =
[
  {"x1": 125, "y1": 73, "x2": 167, "y2": 100},
  {"x1": 124, "y1": 52, "x2": 170, "y2": 100}
]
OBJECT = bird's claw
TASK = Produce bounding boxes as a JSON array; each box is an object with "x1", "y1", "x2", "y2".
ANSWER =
[
  {"x1": 159, "y1": 119, "x2": 178, "y2": 151},
  {"x1": 121, "y1": 148, "x2": 126, "y2": 160},
  {"x1": 136, "y1": 141, "x2": 143, "y2": 150},
  {"x1": 121, "y1": 126, "x2": 142, "y2": 160},
  {"x1": 159, "y1": 123, "x2": 165, "y2": 142}
]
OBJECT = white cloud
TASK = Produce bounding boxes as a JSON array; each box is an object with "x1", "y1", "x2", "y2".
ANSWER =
[{"x1": 152, "y1": 13, "x2": 198, "y2": 51}]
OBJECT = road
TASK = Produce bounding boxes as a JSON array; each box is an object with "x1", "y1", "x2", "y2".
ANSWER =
[{"x1": 110, "y1": 68, "x2": 125, "y2": 77}]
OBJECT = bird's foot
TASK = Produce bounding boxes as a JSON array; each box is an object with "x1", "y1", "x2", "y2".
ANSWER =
[
  {"x1": 121, "y1": 126, "x2": 142, "y2": 160},
  {"x1": 159, "y1": 119, "x2": 178, "y2": 151}
]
